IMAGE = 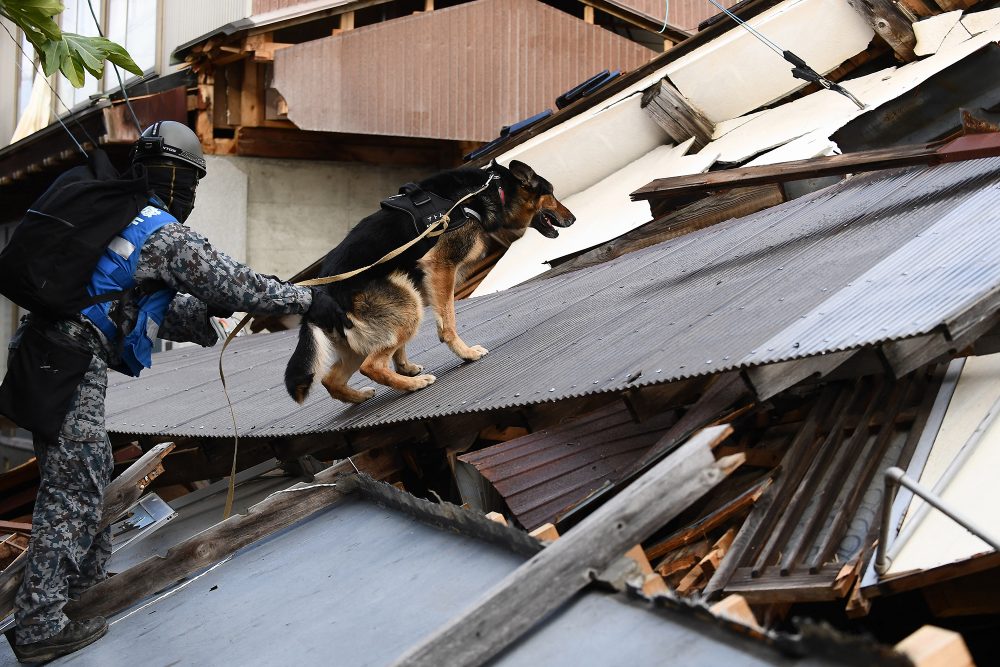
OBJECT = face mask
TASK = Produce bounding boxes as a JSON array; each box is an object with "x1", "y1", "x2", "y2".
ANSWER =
[{"x1": 143, "y1": 162, "x2": 199, "y2": 222}]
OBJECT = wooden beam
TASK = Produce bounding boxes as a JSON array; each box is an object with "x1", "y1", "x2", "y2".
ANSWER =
[
  {"x1": 240, "y1": 59, "x2": 266, "y2": 128},
  {"x1": 845, "y1": 0, "x2": 917, "y2": 63},
  {"x1": 640, "y1": 79, "x2": 714, "y2": 151},
  {"x1": 64, "y1": 449, "x2": 399, "y2": 621},
  {"x1": 391, "y1": 426, "x2": 739, "y2": 667},
  {"x1": 745, "y1": 349, "x2": 856, "y2": 401},
  {"x1": 583, "y1": 5, "x2": 595, "y2": 23},
  {"x1": 632, "y1": 133, "x2": 1000, "y2": 204},
  {"x1": 0, "y1": 443, "x2": 175, "y2": 621}
]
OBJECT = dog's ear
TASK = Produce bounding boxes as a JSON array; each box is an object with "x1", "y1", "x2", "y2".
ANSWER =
[{"x1": 508, "y1": 160, "x2": 539, "y2": 189}]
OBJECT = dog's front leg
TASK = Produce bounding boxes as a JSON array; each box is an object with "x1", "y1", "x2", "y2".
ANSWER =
[{"x1": 426, "y1": 262, "x2": 488, "y2": 361}]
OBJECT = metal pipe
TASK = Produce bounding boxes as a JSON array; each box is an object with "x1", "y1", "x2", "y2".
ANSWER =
[{"x1": 875, "y1": 466, "x2": 1000, "y2": 576}]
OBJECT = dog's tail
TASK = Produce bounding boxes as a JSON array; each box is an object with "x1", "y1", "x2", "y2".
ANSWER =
[{"x1": 285, "y1": 322, "x2": 330, "y2": 403}]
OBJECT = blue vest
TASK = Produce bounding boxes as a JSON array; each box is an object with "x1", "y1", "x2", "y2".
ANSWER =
[{"x1": 81, "y1": 200, "x2": 178, "y2": 377}]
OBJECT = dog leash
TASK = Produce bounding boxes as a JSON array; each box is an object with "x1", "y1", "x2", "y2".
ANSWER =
[{"x1": 218, "y1": 174, "x2": 500, "y2": 518}]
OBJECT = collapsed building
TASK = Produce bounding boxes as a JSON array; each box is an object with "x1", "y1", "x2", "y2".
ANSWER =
[{"x1": 3, "y1": 0, "x2": 1000, "y2": 664}]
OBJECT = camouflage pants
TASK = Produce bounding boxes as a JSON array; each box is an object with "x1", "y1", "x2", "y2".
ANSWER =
[{"x1": 14, "y1": 352, "x2": 112, "y2": 645}]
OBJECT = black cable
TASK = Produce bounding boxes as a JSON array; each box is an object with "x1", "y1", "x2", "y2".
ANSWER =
[
  {"x1": 86, "y1": 0, "x2": 143, "y2": 133},
  {"x1": 704, "y1": 0, "x2": 865, "y2": 110}
]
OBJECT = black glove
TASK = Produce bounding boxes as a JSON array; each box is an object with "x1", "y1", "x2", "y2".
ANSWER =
[
  {"x1": 208, "y1": 305, "x2": 235, "y2": 319},
  {"x1": 308, "y1": 287, "x2": 352, "y2": 335}
]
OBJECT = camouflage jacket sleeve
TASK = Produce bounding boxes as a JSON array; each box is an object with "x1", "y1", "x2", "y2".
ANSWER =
[{"x1": 134, "y1": 223, "x2": 312, "y2": 345}]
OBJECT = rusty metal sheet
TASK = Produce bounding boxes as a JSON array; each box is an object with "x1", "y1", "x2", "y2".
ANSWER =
[
  {"x1": 459, "y1": 402, "x2": 678, "y2": 530},
  {"x1": 272, "y1": 0, "x2": 658, "y2": 142}
]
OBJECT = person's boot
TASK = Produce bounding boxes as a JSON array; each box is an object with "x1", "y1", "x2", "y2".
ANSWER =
[{"x1": 4, "y1": 617, "x2": 108, "y2": 664}]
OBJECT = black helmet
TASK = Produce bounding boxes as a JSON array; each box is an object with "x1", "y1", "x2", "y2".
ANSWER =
[{"x1": 132, "y1": 121, "x2": 207, "y2": 178}]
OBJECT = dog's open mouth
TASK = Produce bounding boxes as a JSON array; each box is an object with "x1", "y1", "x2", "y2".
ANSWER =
[{"x1": 532, "y1": 210, "x2": 573, "y2": 238}]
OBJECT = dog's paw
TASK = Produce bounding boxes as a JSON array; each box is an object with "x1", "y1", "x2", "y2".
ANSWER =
[
  {"x1": 359, "y1": 387, "x2": 377, "y2": 399},
  {"x1": 460, "y1": 345, "x2": 489, "y2": 361},
  {"x1": 409, "y1": 374, "x2": 436, "y2": 390},
  {"x1": 396, "y1": 362, "x2": 424, "y2": 377}
]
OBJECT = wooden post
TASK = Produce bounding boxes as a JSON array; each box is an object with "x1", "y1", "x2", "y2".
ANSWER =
[
  {"x1": 640, "y1": 79, "x2": 715, "y2": 151},
  {"x1": 0, "y1": 443, "x2": 175, "y2": 621},
  {"x1": 391, "y1": 425, "x2": 740, "y2": 667},
  {"x1": 845, "y1": 0, "x2": 917, "y2": 63},
  {"x1": 583, "y1": 5, "x2": 595, "y2": 24}
]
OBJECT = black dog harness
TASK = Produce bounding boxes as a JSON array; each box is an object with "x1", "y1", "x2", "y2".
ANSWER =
[{"x1": 380, "y1": 173, "x2": 504, "y2": 238}]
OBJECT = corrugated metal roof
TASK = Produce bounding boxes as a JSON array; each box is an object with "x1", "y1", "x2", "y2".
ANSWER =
[
  {"x1": 27, "y1": 496, "x2": 855, "y2": 667},
  {"x1": 272, "y1": 0, "x2": 658, "y2": 142},
  {"x1": 459, "y1": 402, "x2": 679, "y2": 530},
  {"x1": 106, "y1": 156, "x2": 1000, "y2": 439}
]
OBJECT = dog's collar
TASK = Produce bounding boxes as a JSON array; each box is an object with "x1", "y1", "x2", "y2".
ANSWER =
[{"x1": 484, "y1": 170, "x2": 505, "y2": 205}]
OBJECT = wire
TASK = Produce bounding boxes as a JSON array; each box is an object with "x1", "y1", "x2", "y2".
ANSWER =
[
  {"x1": 656, "y1": 0, "x2": 671, "y2": 34},
  {"x1": 87, "y1": 0, "x2": 142, "y2": 133},
  {"x1": 703, "y1": 0, "x2": 865, "y2": 109},
  {"x1": 1, "y1": 21, "x2": 89, "y2": 158},
  {"x1": 705, "y1": 0, "x2": 785, "y2": 55}
]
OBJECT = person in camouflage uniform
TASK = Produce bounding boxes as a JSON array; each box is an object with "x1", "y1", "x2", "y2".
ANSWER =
[{"x1": 6, "y1": 121, "x2": 347, "y2": 663}]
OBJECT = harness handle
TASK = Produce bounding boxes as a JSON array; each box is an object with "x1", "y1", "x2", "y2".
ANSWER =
[{"x1": 218, "y1": 173, "x2": 500, "y2": 518}]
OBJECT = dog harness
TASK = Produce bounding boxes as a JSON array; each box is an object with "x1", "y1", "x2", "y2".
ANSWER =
[{"x1": 380, "y1": 173, "x2": 504, "y2": 237}]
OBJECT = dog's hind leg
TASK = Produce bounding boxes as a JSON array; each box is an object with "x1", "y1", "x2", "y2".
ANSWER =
[
  {"x1": 361, "y1": 347, "x2": 436, "y2": 391},
  {"x1": 392, "y1": 346, "x2": 424, "y2": 377},
  {"x1": 320, "y1": 343, "x2": 376, "y2": 403}
]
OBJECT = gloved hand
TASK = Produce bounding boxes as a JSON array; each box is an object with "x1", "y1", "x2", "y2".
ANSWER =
[
  {"x1": 308, "y1": 287, "x2": 352, "y2": 336},
  {"x1": 208, "y1": 305, "x2": 235, "y2": 319}
]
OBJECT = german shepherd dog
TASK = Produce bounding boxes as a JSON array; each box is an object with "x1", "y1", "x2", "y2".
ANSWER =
[{"x1": 284, "y1": 160, "x2": 575, "y2": 404}]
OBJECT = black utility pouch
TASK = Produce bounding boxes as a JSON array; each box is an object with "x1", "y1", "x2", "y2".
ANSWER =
[{"x1": 0, "y1": 326, "x2": 93, "y2": 442}]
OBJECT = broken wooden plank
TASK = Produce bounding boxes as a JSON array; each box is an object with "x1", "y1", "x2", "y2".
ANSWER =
[
  {"x1": 710, "y1": 594, "x2": 762, "y2": 631},
  {"x1": 675, "y1": 528, "x2": 736, "y2": 595},
  {"x1": 895, "y1": 625, "x2": 974, "y2": 667},
  {"x1": 632, "y1": 133, "x2": 1000, "y2": 203},
  {"x1": 646, "y1": 476, "x2": 773, "y2": 560},
  {"x1": 0, "y1": 443, "x2": 175, "y2": 622},
  {"x1": 64, "y1": 449, "x2": 399, "y2": 621},
  {"x1": 528, "y1": 523, "x2": 560, "y2": 542},
  {"x1": 391, "y1": 425, "x2": 739, "y2": 667},
  {"x1": 641, "y1": 79, "x2": 714, "y2": 150},
  {"x1": 621, "y1": 372, "x2": 752, "y2": 480}
]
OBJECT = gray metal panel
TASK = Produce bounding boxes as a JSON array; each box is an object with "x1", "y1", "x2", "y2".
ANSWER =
[
  {"x1": 1, "y1": 498, "x2": 836, "y2": 667},
  {"x1": 104, "y1": 157, "x2": 1000, "y2": 439}
]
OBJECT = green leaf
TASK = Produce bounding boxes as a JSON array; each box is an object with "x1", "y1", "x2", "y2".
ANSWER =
[
  {"x1": 0, "y1": 0, "x2": 64, "y2": 41},
  {"x1": 62, "y1": 33, "x2": 144, "y2": 81}
]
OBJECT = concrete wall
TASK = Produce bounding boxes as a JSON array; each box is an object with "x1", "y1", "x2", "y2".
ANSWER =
[{"x1": 238, "y1": 157, "x2": 427, "y2": 279}]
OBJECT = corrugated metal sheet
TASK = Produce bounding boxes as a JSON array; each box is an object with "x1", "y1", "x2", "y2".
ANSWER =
[
  {"x1": 459, "y1": 402, "x2": 679, "y2": 530},
  {"x1": 272, "y1": 0, "x2": 658, "y2": 141},
  {"x1": 105, "y1": 156, "x2": 1000, "y2": 439},
  {"x1": 50, "y1": 496, "x2": 850, "y2": 667},
  {"x1": 614, "y1": 0, "x2": 741, "y2": 32},
  {"x1": 159, "y1": 0, "x2": 251, "y2": 74}
]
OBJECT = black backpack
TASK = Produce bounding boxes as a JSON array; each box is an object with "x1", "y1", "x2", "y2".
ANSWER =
[{"x1": 0, "y1": 149, "x2": 150, "y2": 320}]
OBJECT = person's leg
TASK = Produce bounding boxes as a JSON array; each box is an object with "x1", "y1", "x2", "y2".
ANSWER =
[{"x1": 14, "y1": 355, "x2": 110, "y2": 646}]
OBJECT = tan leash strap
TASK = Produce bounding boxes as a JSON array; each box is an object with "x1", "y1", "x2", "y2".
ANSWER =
[{"x1": 217, "y1": 173, "x2": 500, "y2": 518}]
